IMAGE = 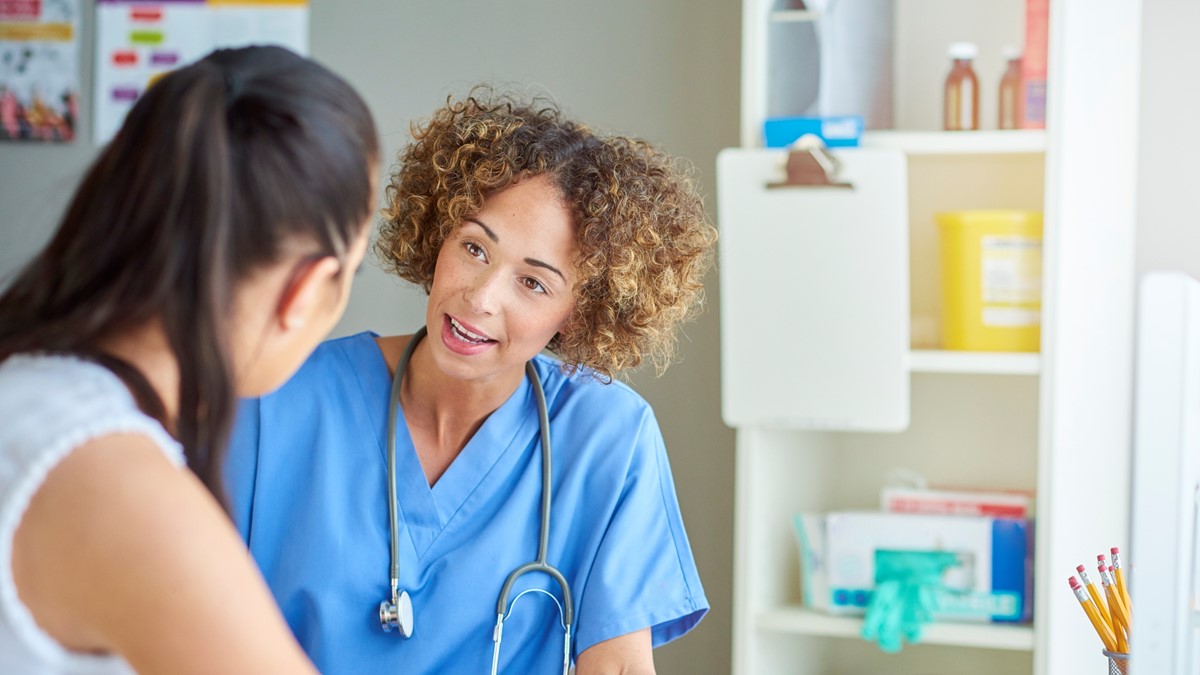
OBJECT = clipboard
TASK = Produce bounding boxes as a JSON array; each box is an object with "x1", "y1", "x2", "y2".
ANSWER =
[{"x1": 716, "y1": 145, "x2": 910, "y2": 431}]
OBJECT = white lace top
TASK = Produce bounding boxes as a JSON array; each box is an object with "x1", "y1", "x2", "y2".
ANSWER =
[{"x1": 0, "y1": 354, "x2": 184, "y2": 674}]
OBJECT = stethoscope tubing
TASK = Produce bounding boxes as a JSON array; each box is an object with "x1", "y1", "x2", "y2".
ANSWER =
[
  {"x1": 383, "y1": 326, "x2": 575, "y2": 651},
  {"x1": 386, "y1": 329, "x2": 415, "y2": 598},
  {"x1": 493, "y1": 359, "x2": 574, "y2": 627}
]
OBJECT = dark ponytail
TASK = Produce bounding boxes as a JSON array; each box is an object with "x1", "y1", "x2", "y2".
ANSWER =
[{"x1": 0, "y1": 46, "x2": 379, "y2": 506}]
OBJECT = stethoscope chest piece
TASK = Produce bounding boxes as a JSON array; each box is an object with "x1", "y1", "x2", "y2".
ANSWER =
[{"x1": 379, "y1": 589, "x2": 413, "y2": 638}]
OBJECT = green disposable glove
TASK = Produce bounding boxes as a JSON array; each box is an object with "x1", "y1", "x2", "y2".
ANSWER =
[{"x1": 861, "y1": 549, "x2": 961, "y2": 652}]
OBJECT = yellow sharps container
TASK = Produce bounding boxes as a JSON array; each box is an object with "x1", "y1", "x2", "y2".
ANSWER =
[{"x1": 936, "y1": 210, "x2": 1043, "y2": 352}]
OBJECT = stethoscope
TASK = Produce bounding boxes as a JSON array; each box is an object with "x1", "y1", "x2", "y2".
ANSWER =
[{"x1": 378, "y1": 327, "x2": 575, "y2": 674}]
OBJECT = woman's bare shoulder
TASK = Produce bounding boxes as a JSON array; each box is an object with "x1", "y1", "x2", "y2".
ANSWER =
[
  {"x1": 12, "y1": 433, "x2": 315, "y2": 672},
  {"x1": 12, "y1": 433, "x2": 179, "y2": 652}
]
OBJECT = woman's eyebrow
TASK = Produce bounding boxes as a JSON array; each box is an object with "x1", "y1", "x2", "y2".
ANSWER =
[
  {"x1": 525, "y1": 257, "x2": 565, "y2": 281},
  {"x1": 464, "y1": 217, "x2": 499, "y2": 242},
  {"x1": 464, "y1": 217, "x2": 565, "y2": 281}
]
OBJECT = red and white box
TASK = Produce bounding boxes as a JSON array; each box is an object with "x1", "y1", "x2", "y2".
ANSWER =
[
  {"x1": 882, "y1": 485, "x2": 1035, "y2": 519},
  {"x1": 1021, "y1": 0, "x2": 1050, "y2": 129}
]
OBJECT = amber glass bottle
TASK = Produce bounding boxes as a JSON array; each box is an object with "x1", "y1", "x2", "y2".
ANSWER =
[
  {"x1": 998, "y1": 46, "x2": 1022, "y2": 130},
  {"x1": 943, "y1": 42, "x2": 979, "y2": 131}
]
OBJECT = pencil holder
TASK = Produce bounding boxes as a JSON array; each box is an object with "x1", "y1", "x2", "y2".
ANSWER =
[{"x1": 1103, "y1": 649, "x2": 1129, "y2": 675}]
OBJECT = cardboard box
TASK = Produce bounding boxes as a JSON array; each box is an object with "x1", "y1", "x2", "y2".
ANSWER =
[
  {"x1": 1021, "y1": 0, "x2": 1050, "y2": 128},
  {"x1": 823, "y1": 511, "x2": 1033, "y2": 623},
  {"x1": 763, "y1": 115, "x2": 863, "y2": 149},
  {"x1": 794, "y1": 513, "x2": 830, "y2": 611},
  {"x1": 882, "y1": 485, "x2": 1036, "y2": 519}
]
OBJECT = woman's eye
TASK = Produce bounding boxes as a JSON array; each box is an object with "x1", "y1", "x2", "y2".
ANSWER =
[
  {"x1": 464, "y1": 242, "x2": 485, "y2": 260},
  {"x1": 522, "y1": 277, "x2": 547, "y2": 294}
]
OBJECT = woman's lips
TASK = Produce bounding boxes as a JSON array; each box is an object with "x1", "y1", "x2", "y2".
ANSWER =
[{"x1": 441, "y1": 314, "x2": 496, "y2": 355}]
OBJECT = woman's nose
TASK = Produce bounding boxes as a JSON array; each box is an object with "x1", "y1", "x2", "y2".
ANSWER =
[{"x1": 463, "y1": 270, "x2": 502, "y2": 315}]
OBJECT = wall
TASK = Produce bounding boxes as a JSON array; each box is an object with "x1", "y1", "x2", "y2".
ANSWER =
[{"x1": 0, "y1": 2, "x2": 740, "y2": 673}]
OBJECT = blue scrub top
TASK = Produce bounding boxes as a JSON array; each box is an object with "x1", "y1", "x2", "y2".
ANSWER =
[{"x1": 225, "y1": 332, "x2": 708, "y2": 674}]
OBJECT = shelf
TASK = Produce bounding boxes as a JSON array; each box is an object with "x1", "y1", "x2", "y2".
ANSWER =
[
  {"x1": 768, "y1": 10, "x2": 821, "y2": 22},
  {"x1": 757, "y1": 607, "x2": 1035, "y2": 652},
  {"x1": 861, "y1": 130, "x2": 1046, "y2": 155},
  {"x1": 909, "y1": 350, "x2": 1041, "y2": 375}
]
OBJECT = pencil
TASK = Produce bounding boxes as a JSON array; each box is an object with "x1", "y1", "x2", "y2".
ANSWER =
[
  {"x1": 1099, "y1": 562, "x2": 1131, "y2": 643},
  {"x1": 1111, "y1": 547, "x2": 1133, "y2": 617},
  {"x1": 1098, "y1": 558, "x2": 1128, "y2": 617},
  {"x1": 1069, "y1": 576, "x2": 1118, "y2": 652},
  {"x1": 1076, "y1": 564, "x2": 1112, "y2": 630},
  {"x1": 1105, "y1": 577, "x2": 1130, "y2": 652}
]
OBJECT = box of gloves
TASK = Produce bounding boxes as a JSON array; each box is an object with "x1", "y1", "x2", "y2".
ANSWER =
[{"x1": 796, "y1": 511, "x2": 1033, "y2": 623}]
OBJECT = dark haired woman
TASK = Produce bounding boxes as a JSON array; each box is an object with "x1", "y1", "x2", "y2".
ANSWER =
[
  {"x1": 0, "y1": 46, "x2": 378, "y2": 674},
  {"x1": 227, "y1": 92, "x2": 715, "y2": 673}
]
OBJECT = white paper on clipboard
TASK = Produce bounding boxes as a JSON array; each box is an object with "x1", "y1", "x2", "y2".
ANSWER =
[{"x1": 716, "y1": 147, "x2": 909, "y2": 431}]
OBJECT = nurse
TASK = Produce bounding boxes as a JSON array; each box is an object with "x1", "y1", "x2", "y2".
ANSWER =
[{"x1": 226, "y1": 91, "x2": 717, "y2": 673}]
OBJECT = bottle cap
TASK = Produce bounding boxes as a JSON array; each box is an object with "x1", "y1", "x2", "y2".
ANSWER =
[
  {"x1": 948, "y1": 42, "x2": 978, "y2": 60},
  {"x1": 1001, "y1": 45, "x2": 1022, "y2": 61}
]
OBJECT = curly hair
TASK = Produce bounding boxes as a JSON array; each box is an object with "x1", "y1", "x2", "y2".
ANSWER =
[{"x1": 377, "y1": 90, "x2": 717, "y2": 380}]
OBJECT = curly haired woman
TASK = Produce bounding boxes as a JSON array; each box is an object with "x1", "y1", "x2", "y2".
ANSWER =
[{"x1": 225, "y1": 91, "x2": 717, "y2": 674}]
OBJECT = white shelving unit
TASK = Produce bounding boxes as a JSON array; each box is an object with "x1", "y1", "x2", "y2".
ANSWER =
[
  {"x1": 768, "y1": 9, "x2": 820, "y2": 23},
  {"x1": 908, "y1": 350, "x2": 1040, "y2": 376},
  {"x1": 727, "y1": 1, "x2": 1141, "y2": 674},
  {"x1": 862, "y1": 130, "x2": 1047, "y2": 155},
  {"x1": 757, "y1": 607, "x2": 1036, "y2": 652}
]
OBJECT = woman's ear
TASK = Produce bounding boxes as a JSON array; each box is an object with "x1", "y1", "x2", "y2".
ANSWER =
[{"x1": 276, "y1": 256, "x2": 342, "y2": 331}]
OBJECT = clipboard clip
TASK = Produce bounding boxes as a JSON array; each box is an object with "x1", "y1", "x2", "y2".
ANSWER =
[{"x1": 766, "y1": 134, "x2": 853, "y2": 190}]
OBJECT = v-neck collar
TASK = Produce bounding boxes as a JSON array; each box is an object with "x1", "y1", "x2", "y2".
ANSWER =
[{"x1": 341, "y1": 332, "x2": 536, "y2": 559}]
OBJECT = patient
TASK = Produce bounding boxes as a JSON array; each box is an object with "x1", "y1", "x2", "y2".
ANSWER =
[{"x1": 0, "y1": 46, "x2": 377, "y2": 674}]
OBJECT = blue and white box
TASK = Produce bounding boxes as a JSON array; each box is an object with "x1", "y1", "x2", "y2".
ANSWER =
[
  {"x1": 794, "y1": 513, "x2": 830, "y2": 612},
  {"x1": 763, "y1": 115, "x2": 864, "y2": 149},
  {"x1": 821, "y1": 511, "x2": 1033, "y2": 623}
]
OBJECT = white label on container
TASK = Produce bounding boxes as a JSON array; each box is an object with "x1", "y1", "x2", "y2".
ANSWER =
[
  {"x1": 980, "y1": 235, "x2": 1042, "y2": 304},
  {"x1": 983, "y1": 307, "x2": 1041, "y2": 327}
]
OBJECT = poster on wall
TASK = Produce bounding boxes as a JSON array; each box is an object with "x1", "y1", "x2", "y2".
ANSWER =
[
  {"x1": 94, "y1": 0, "x2": 307, "y2": 144},
  {"x1": 0, "y1": 0, "x2": 81, "y2": 143}
]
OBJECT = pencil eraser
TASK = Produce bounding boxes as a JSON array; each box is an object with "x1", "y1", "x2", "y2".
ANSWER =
[
  {"x1": 1111, "y1": 546, "x2": 1120, "y2": 555},
  {"x1": 1076, "y1": 564, "x2": 1086, "y2": 573},
  {"x1": 1069, "y1": 576, "x2": 1081, "y2": 589},
  {"x1": 1098, "y1": 554, "x2": 1107, "y2": 562}
]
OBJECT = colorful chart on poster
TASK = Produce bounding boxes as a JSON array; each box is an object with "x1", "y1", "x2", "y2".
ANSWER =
[
  {"x1": 0, "y1": 0, "x2": 81, "y2": 143},
  {"x1": 95, "y1": 0, "x2": 307, "y2": 144}
]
